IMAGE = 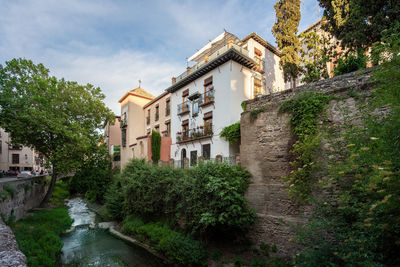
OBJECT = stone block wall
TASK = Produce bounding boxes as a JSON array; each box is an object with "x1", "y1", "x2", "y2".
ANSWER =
[
  {"x1": 240, "y1": 69, "x2": 374, "y2": 258},
  {"x1": 0, "y1": 176, "x2": 48, "y2": 221}
]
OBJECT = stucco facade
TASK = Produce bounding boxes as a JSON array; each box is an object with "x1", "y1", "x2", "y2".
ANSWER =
[
  {"x1": 104, "y1": 116, "x2": 121, "y2": 167},
  {"x1": 167, "y1": 32, "x2": 286, "y2": 166}
]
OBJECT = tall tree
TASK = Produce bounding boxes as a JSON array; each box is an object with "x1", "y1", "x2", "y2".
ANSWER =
[
  {"x1": 0, "y1": 58, "x2": 114, "y2": 206},
  {"x1": 319, "y1": 0, "x2": 400, "y2": 50},
  {"x1": 272, "y1": 0, "x2": 301, "y2": 88}
]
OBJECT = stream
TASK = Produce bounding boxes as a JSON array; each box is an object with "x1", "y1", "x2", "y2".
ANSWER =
[{"x1": 61, "y1": 198, "x2": 166, "y2": 267}]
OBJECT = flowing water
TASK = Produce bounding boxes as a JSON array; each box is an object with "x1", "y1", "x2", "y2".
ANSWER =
[{"x1": 61, "y1": 198, "x2": 166, "y2": 267}]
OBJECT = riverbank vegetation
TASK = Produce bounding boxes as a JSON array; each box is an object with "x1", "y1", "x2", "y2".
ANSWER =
[
  {"x1": 105, "y1": 159, "x2": 256, "y2": 266},
  {"x1": 12, "y1": 181, "x2": 72, "y2": 267}
]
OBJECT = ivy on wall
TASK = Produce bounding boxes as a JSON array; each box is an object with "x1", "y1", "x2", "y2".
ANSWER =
[
  {"x1": 220, "y1": 122, "x2": 241, "y2": 145},
  {"x1": 279, "y1": 91, "x2": 331, "y2": 201}
]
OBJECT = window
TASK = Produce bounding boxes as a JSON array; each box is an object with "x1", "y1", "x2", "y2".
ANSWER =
[
  {"x1": 202, "y1": 144, "x2": 210, "y2": 160},
  {"x1": 165, "y1": 122, "x2": 171, "y2": 137},
  {"x1": 190, "y1": 151, "x2": 197, "y2": 166},
  {"x1": 155, "y1": 105, "x2": 159, "y2": 121},
  {"x1": 182, "y1": 89, "x2": 189, "y2": 113},
  {"x1": 12, "y1": 154, "x2": 19, "y2": 164},
  {"x1": 254, "y1": 48, "x2": 262, "y2": 71},
  {"x1": 254, "y1": 77, "x2": 262, "y2": 96},
  {"x1": 203, "y1": 111, "x2": 213, "y2": 135},
  {"x1": 146, "y1": 109, "x2": 150, "y2": 125},
  {"x1": 166, "y1": 99, "x2": 170, "y2": 116},
  {"x1": 122, "y1": 128, "x2": 127, "y2": 147},
  {"x1": 192, "y1": 101, "x2": 199, "y2": 115},
  {"x1": 204, "y1": 76, "x2": 214, "y2": 103},
  {"x1": 182, "y1": 120, "x2": 189, "y2": 141},
  {"x1": 25, "y1": 154, "x2": 28, "y2": 160}
]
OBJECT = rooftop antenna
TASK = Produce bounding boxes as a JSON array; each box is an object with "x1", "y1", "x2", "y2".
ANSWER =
[{"x1": 138, "y1": 79, "x2": 142, "y2": 88}]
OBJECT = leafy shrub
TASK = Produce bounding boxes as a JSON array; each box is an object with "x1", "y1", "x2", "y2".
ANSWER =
[
  {"x1": 3, "y1": 183, "x2": 16, "y2": 198},
  {"x1": 104, "y1": 177, "x2": 125, "y2": 221},
  {"x1": 50, "y1": 180, "x2": 69, "y2": 206},
  {"x1": 13, "y1": 206, "x2": 73, "y2": 267},
  {"x1": 334, "y1": 50, "x2": 367, "y2": 76},
  {"x1": 121, "y1": 215, "x2": 145, "y2": 236},
  {"x1": 220, "y1": 122, "x2": 241, "y2": 144},
  {"x1": 0, "y1": 190, "x2": 8, "y2": 201}
]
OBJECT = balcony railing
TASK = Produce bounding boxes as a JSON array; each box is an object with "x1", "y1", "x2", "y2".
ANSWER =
[
  {"x1": 174, "y1": 43, "x2": 250, "y2": 83},
  {"x1": 146, "y1": 117, "x2": 150, "y2": 125},
  {"x1": 120, "y1": 119, "x2": 127, "y2": 128},
  {"x1": 177, "y1": 101, "x2": 190, "y2": 115},
  {"x1": 176, "y1": 124, "x2": 213, "y2": 143},
  {"x1": 201, "y1": 89, "x2": 215, "y2": 104}
]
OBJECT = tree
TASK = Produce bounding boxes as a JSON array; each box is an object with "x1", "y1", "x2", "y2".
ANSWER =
[
  {"x1": 318, "y1": 0, "x2": 400, "y2": 50},
  {"x1": 299, "y1": 30, "x2": 331, "y2": 83},
  {"x1": 151, "y1": 130, "x2": 161, "y2": 163},
  {"x1": 272, "y1": 0, "x2": 301, "y2": 88},
  {"x1": 0, "y1": 58, "x2": 114, "y2": 206}
]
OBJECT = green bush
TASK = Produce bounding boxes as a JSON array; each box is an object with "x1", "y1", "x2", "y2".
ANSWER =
[
  {"x1": 104, "y1": 177, "x2": 125, "y2": 221},
  {"x1": 0, "y1": 190, "x2": 8, "y2": 201},
  {"x1": 113, "y1": 159, "x2": 255, "y2": 236},
  {"x1": 50, "y1": 180, "x2": 69, "y2": 206},
  {"x1": 334, "y1": 50, "x2": 367, "y2": 76},
  {"x1": 13, "y1": 206, "x2": 73, "y2": 267},
  {"x1": 121, "y1": 215, "x2": 145, "y2": 236}
]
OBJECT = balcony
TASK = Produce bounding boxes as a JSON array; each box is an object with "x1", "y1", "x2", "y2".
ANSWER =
[
  {"x1": 146, "y1": 117, "x2": 150, "y2": 125},
  {"x1": 120, "y1": 119, "x2": 127, "y2": 128},
  {"x1": 199, "y1": 89, "x2": 215, "y2": 107},
  {"x1": 177, "y1": 101, "x2": 190, "y2": 116},
  {"x1": 176, "y1": 124, "x2": 213, "y2": 143},
  {"x1": 9, "y1": 144, "x2": 22, "y2": 150}
]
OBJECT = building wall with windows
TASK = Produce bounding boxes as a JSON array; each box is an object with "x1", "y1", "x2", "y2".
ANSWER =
[
  {"x1": 119, "y1": 88, "x2": 154, "y2": 168},
  {"x1": 104, "y1": 116, "x2": 121, "y2": 168},
  {"x1": 0, "y1": 127, "x2": 43, "y2": 172}
]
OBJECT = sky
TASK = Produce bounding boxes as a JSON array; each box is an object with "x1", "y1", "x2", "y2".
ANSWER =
[{"x1": 0, "y1": 0, "x2": 322, "y2": 114}]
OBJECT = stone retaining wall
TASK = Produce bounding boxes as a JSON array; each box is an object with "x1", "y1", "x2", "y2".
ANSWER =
[
  {"x1": 0, "y1": 176, "x2": 48, "y2": 220},
  {"x1": 240, "y1": 69, "x2": 374, "y2": 258}
]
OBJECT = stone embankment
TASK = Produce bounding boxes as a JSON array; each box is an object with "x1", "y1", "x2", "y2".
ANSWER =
[
  {"x1": 0, "y1": 218, "x2": 27, "y2": 267},
  {"x1": 241, "y1": 69, "x2": 374, "y2": 257}
]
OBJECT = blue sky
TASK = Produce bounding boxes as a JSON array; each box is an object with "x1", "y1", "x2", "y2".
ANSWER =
[{"x1": 0, "y1": 0, "x2": 322, "y2": 114}]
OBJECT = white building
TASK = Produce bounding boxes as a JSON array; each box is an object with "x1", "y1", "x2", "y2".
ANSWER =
[
  {"x1": 167, "y1": 31, "x2": 286, "y2": 166},
  {"x1": 0, "y1": 128, "x2": 44, "y2": 172}
]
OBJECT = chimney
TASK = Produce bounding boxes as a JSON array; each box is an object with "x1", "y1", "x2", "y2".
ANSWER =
[
  {"x1": 228, "y1": 39, "x2": 234, "y2": 48},
  {"x1": 204, "y1": 55, "x2": 209, "y2": 63},
  {"x1": 187, "y1": 66, "x2": 191, "y2": 75},
  {"x1": 171, "y1": 77, "x2": 176, "y2": 84}
]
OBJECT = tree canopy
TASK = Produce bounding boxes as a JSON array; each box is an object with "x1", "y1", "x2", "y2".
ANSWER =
[
  {"x1": 272, "y1": 0, "x2": 301, "y2": 87},
  {"x1": 319, "y1": 0, "x2": 400, "y2": 50},
  {"x1": 0, "y1": 58, "x2": 114, "y2": 205}
]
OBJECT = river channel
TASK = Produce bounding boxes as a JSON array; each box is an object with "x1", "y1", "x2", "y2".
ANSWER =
[{"x1": 61, "y1": 198, "x2": 166, "y2": 267}]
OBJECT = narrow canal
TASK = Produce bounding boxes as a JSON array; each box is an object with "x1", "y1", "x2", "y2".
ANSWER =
[{"x1": 61, "y1": 198, "x2": 166, "y2": 267}]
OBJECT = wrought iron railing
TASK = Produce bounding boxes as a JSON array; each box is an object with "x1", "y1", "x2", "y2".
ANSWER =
[
  {"x1": 201, "y1": 89, "x2": 215, "y2": 104},
  {"x1": 177, "y1": 101, "x2": 190, "y2": 114},
  {"x1": 176, "y1": 124, "x2": 213, "y2": 142}
]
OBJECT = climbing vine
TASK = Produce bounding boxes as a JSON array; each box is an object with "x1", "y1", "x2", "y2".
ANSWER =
[
  {"x1": 279, "y1": 91, "x2": 331, "y2": 201},
  {"x1": 220, "y1": 122, "x2": 240, "y2": 144}
]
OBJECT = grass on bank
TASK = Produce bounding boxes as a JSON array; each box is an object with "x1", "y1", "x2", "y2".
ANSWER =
[{"x1": 12, "y1": 180, "x2": 72, "y2": 267}]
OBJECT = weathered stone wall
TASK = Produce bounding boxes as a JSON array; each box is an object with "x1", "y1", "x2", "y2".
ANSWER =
[
  {"x1": 0, "y1": 176, "x2": 48, "y2": 221},
  {"x1": 0, "y1": 218, "x2": 27, "y2": 267},
  {"x1": 241, "y1": 69, "x2": 374, "y2": 258}
]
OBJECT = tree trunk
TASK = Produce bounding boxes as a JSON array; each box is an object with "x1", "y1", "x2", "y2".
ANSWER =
[
  {"x1": 40, "y1": 168, "x2": 57, "y2": 207},
  {"x1": 292, "y1": 77, "x2": 297, "y2": 88}
]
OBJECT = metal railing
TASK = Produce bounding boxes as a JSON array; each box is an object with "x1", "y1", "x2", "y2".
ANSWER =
[
  {"x1": 176, "y1": 124, "x2": 213, "y2": 142},
  {"x1": 177, "y1": 101, "x2": 190, "y2": 114},
  {"x1": 201, "y1": 89, "x2": 215, "y2": 104},
  {"x1": 175, "y1": 43, "x2": 251, "y2": 83}
]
